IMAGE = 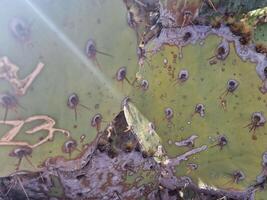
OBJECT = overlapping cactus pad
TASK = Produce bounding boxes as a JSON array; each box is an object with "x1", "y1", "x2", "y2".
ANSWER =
[
  {"x1": 130, "y1": 33, "x2": 266, "y2": 188},
  {"x1": 125, "y1": 0, "x2": 267, "y2": 195}
]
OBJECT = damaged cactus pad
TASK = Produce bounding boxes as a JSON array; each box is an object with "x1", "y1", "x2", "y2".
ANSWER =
[{"x1": 1, "y1": 0, "x2": 267, "y2": 199}]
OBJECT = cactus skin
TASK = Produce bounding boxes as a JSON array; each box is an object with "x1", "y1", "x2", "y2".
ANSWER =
[
  {"x1": 125, "y1": 0, "x2": 267, "y2": 194},
  {"x1": 0, "y1": 0, "x2": 137, "y2": 176}
]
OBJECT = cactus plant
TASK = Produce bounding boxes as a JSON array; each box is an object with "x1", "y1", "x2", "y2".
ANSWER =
[
  {"x1": 124, "y1": 0, "x2": 267, "y2": 195},
  {"x1": 1, "y1": 0, "x2": 267, "y2": 199}
]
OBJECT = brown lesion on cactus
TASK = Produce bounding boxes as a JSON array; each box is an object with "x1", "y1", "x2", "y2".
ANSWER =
[
  {"x1": 141, "y1": 148, "x2": 155, "y2": 158},
  {"x1": 107, "y1": 146, "x2": 118, "y2": 159},
  {"x1": 210, "y1": 16, "x2": 222, "y2": 29},
  {"x1": 0, "y1": 57, "x2": 44, "y2": 96},
  {"x1": 227, "y1": 20, "x2": 252, "y2": 45},
  {"x1": 0, "y1": 115, "x2": 70, "y2": 148},
  {"x1": 255, "y1": 43, "x2": 267, "y2": 56},
  {"x1": 124, "y1": 141, "x2": 134, "y2": 153}
]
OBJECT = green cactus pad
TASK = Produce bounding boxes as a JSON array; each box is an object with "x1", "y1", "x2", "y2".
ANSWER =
[{"x1": 0, "y1": 0, "x2": 137, "y2": 176}]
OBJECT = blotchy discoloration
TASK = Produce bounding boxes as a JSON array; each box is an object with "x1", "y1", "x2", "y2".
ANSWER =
[{"x1": 47, "y1": 147, "x2": 157, "y2": 199}]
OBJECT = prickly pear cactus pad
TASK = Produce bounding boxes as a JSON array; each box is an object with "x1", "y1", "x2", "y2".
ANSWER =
[
  {"x1": 126, "y1": 0, "x2": 267, "y2": 195},
  {"x1": 0, "y1": 0, "x2": 137, "y2": 176},
  {"x1": 2, "y1": 0, "x2": 267, "y2": 199}
]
